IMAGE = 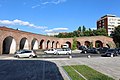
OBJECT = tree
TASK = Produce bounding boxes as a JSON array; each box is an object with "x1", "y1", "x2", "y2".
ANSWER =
[
  {"x1": 93, "y1": 28, "x2": 107, "y2": 36},
  {"x1": 82, "y1": 26, "x2": 86, "y2": 32},
  {"x1": 72, "y1": 37, "x2": 77, "y2": 50},
  {"x1": 78, "y1": 26, "x2": 82, "y2": 32},
  {"x1": 112, "y1": 25, "x2": 120, "y2": 47}
]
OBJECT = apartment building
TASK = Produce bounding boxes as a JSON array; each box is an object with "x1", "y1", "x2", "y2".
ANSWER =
[{"x1": 97, "y1": 14, "x2": 120, "y2": 36}]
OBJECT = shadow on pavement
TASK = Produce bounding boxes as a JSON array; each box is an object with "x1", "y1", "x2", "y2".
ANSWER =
[{"x1": 0, "y1": 60, "x2": 64, "y2": 80}]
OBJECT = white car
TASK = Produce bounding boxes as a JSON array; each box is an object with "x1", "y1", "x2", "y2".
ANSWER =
[
  {"x1": 44, "y1": 48, "x2": 71, "y2": 55},
  {"x1": 14, "y1": 50, "x2": 37, "y2": 58},
  {"x1": 44, "y1": 49, "x2": 57, "y2": 54}
]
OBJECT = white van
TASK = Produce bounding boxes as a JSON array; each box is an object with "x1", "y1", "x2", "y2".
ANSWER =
[{"x1": 62, "y1": 44, "x2": 69, "y2": 48}]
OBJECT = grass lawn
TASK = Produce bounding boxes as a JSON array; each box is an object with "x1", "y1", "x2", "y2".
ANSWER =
[
  {"x1": 63, "y1": 65, "x2": 114, "y2": 80},
  {"x1": 63, "y1": 66, "x2": 85, "y2": 80}
]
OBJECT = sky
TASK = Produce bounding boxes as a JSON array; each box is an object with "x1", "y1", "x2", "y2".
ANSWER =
[{"x1": 0, "y1": 0, "x2": 120, "y2": 35}]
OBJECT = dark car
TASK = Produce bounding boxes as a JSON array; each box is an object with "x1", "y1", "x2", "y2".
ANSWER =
[
  {"x1": 86, "y1": 48, "x2": 100, "y2": 54},
  {"x1": 97, "y1": 47, "x2": 109, "y2": 53},
  {"x1": 79, "y1": 46, "x2": 88, "y2": 53},
  {"x1": 102, "y1": 49, "x2": 118, "y2": 57},
  {"x1": 115, "y1": 48, "x2": 120, "y2": 55}
]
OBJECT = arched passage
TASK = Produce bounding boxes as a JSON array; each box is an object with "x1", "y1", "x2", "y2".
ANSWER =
[
  {"x1": 40, "y1": 39, "x2": 45, "y2": 49},
  {"x1": 51, "y1": 41, "x2": 55, "y2": 48},
  {"x1": 2, "y1": 36, "x2": 16, "y2": 54},
  {"x1": 77, "y1": 41, "x2": 81, "y2": 48},
  {"x1": 31, "y1": 38, "x2": 38, "y2": 50},
  {"x1": 56, "y1": 41, "x2": 60, "y2": 48},
  {"x1": 95, "y1": 40, "x2": 103, "y2": 48},
  {"x1": 46, "y1": 40, "x2": 50, "y2": 49},
  {"x1": 85, "y1": 41, "x2": 90, "y2": 48},
  {"x1": 20, "y1": 37, "x2": 29, "y2": 50},
  {"x1": 66, "y1": 41, "x2": 71, "y2": 48}
]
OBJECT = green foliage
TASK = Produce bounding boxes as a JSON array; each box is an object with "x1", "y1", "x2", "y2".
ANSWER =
[
  {"x1": 116, "y1": 43, "x2": 119, "y2": 48},
  {"x1": 72, "y1": 65, "x2": 114, "y2": 80},
  {"x1": 63, "y1": 65, "x2": 114, "y2": 80},
  {"x1": 72, "y1": 37, "x2": 77, "y2": 50},
  {"x1": 78, "y1": 26, "x2": 82, "y2": 32},
  {"x1": 93, "y1": 28, "x2": 107, "y2": 36},
  {"x1": 89, "y1": 42, "x2": 93, "y2": 48},
  {"x1": 55, "y1": 26, "x2": 108, "y2": 38},
  {"x1": 82, "y1": 26, "x2": 86, "y2": 32},
  {"x1": 95, "y1": 43, "x2": 99, "y2": 48},
  {"x1": 63, "y1": 66, "x2": 85, "y2": 80},
  {"x1": 113, "y1": 25, "x2": 120, "y2": 47}
]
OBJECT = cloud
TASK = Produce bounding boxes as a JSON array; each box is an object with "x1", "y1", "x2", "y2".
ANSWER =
[
  {"x1": 45, "y1": 27, "x2": 68, "y2": 36},
  {"x1": 91, "y1": 27, "x2": 97, "y2": 30},
  {"x1": 45, "y1": 27, "x2": 68, "y2": 33},
  {"x1": 42, "y1": 0, "x2": 67, "y2": 5},
  {"x1": 0, "y1": 19, "x2": 47, "y2": 29},
  {"x1": 32, "y1": 5, "x2": 41, "y2": 9},
  {"x1": 32, "y1": 0, "x2": 67, "y2": 8}
]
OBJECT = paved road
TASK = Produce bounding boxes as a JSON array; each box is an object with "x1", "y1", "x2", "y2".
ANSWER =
[{"x1": 0, "y1": 60, "x2": 64, "y2": 80}]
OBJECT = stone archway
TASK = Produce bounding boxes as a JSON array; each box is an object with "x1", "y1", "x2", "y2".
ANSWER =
[
  {"x1": 66, "y1": 41, "x2": 71, "y2": 48},
  {"x1": 40, "y1": 39, "x2": 45, "y2": 49},
  {"x1": 51, "y1": 41, "x2": 55, "y2": 48},
  {"x1": 85, "y1": 41, "x2": 90, "y2": 48},
  {"x1": 95, "y1": 40, "x2": 103, "y2": 48},
  {"x1": 31, "y1": 38, "x2": 38, "y2": 50},
  {"x1": 19, "y1": 37, "x2": 29, "y2": 50},
  {"x1": 2, "y1": 36, "x2": 16, "y2": 54},
  {"x1": 77, "y1": 41, "x2": 81, "y2": 49},
  {"x1": 56, "y1": 41, "x2": 60, "y2": 48},
  {"x1": 46, "y1": 40, "x2": 50, "y2": 49}
]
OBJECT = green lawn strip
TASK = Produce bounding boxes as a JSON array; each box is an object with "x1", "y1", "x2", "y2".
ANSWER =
[
  {"x1": 63, "y1": 66, "x2": 85, "y2": 80},
  {"x1": 72, "y1": 65, "x2": 114, "y2": 80}
]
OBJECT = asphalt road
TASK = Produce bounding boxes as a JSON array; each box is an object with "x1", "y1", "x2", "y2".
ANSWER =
[{"x1": 0, "y1": 60, "x2": 64, "y2": 80}]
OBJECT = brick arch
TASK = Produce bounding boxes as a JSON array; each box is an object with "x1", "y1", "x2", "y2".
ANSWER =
[
  {"x1": 77, "y1": 41, "x2": 81, "y2": 48},
  {"x1": 95, "y1": 40, "x2": 103, "y2": 48},
  {"x1": 66, "y1": 41, "x2": 71, "y2": 48},
  {"x1": 0, "y1": 27, "x2": 115, "y2": 54},
  {"x1": 2, "y1": 36, "x2": 16, "y2": 54},
  {"x1": 19, "y1": 37, "x2": 29, "y2": 50},
  {"x1": 51, "y1": 41, "x2": 55, "y2": 48},
  {"x1": 56, "y1": 41, "x2": 60, "y2": 48},
  {"x1": 46, "y1": 40, "x2": 51, "y2": 49},
  {"x1": 39, "y1": 39, "x2": 45, "y2": 49},
  {"x1": 31, "y1": 38, "x2": 39, "y2": 50},
  {"x1": 85, "y1": 41, "x2": 90, "y2": 48}
]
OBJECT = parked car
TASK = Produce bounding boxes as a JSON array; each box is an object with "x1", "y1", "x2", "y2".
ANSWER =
[
  {"x1": 14, "y1": 50, "x2": 37, "y2": 58},
  {"x1": 56, "y1": 48, "x2": 72, "y2": 55},
  {"x1": 79, "y1": 46, "x2": 87, "y2": 53},
  {"x1": 97, "y1": 47, "x2": 109, "y2": 53},
  {"x1": 44, "y1": 48, "x2": 71, "y2": 55},
  {"x1": 102, "y1": 49, "x2": 118, "y2": 57},
  {"x1": 44, "y1": 48, "x2": 57, "y2": 54},
  {"x1": 86, "y1": 48, "x2": 100, "y2": 54},
  {"x1": 115, "y1": 48, "x2": 120, "y2": 55}
]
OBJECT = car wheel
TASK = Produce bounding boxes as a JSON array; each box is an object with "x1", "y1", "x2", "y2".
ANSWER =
[
  {"x1": 44, "y1": 52, "x2": 47, "y2": 54},
  {"x1": 29, "y1": 55, "x2": 33, "y2": 58},
  {"x1": 84, "y1": 51, "x2": 87, "y2": 54},
  {"x1": 16, "y1": 55, "x2": 20, "y2": 58},
  {"x1": 67, "y1": 52, "x2": 70, "y2": 55}
]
